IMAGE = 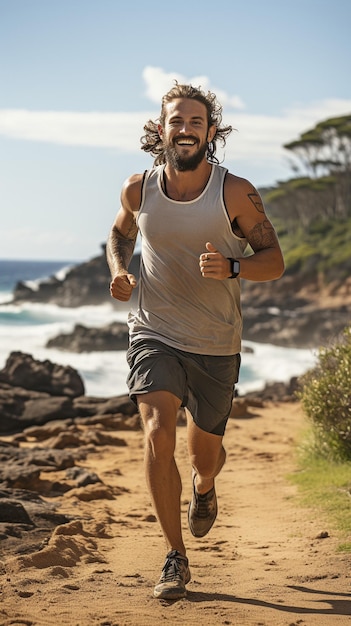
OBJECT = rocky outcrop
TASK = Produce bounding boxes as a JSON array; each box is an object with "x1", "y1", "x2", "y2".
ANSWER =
[
  {"x1": 0, "y1": 352, "x2": 141, "y2": 556},
  {"x1": 0, "y1": 352, "x2": 138, "y2": 434},
  {"x1": 46, "y1": 321, "x2": 129, "y2": 352},
  {"x1": 10, "y1": 247, "x2": 351, "y2": 350},
  {"x1": 0, "y1": 351, "x2": 85, "y2": 396},
  {"x1": 243, "y1": 303, "x2": 350, "y2": 348},
  {"x1": 11, "y1": 245, "x2": 140, "y2": 309}
]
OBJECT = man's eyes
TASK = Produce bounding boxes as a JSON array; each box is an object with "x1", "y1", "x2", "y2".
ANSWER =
[{"x1": 169, "y1": 119, "x2": 204, "y2": 126}]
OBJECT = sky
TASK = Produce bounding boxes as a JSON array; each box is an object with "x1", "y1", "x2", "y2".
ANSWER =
[{"x1": 0, "y1": 0, "x2": 350, "y2": 261}]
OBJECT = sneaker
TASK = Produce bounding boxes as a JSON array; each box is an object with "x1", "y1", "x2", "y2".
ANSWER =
[
  {"x1": 188, "y1": 471, "x2": 217, "y2": 537},
  {"x1": 153, "y1": 550, "x2": 191, "y2": 599}
]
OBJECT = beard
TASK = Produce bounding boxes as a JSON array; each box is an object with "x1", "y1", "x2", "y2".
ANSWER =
[{"x1": 164, "y1": 140, "x2": 208, "y2": 171}]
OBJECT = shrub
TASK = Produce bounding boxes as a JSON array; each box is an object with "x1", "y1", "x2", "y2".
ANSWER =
[{"x1": 298, "y1": 326, "x2": 351, "y2": 461}]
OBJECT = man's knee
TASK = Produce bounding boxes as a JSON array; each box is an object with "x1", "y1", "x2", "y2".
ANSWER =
[
  {"x1": 144, "y1": 418, "x2": 176, "y2": 460},
  {"x1": 137, "y1": 391, "x2": 180, "y2": 461}
]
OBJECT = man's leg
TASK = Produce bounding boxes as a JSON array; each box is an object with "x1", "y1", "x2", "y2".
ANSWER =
[
  {"x1": 187, "y1": 413, "x2": 226, "y2": 492},
  {"x1": 138, "y1": 390, "x2": 191, "y2": 599},
  {"x1": 137, "y1": 390, "x2": 185, "y2": 555},
  {"x1": 187, "y1": 413, "x2": 226, "y2": 537}
]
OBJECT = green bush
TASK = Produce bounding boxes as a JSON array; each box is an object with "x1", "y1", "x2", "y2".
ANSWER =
[{"x1": 298, "y1": 326, "x2": 351, "y2": 461}]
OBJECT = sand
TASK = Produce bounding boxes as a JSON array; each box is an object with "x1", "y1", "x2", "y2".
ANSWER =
[{"x1": 1, "y1": 401, "x2": 350, "y2": 626}]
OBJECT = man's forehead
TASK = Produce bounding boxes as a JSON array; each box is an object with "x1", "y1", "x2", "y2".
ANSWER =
[{"x1": 164, "y1": 98, "x2": 208, "y2": 119}]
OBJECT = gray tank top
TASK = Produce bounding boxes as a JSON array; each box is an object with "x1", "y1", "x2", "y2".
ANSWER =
[{"x1": 128, "y1": 164, "x2": 247, "y2": 355}]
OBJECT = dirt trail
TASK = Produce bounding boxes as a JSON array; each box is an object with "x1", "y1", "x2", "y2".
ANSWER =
[{"x1": 1, "y1": 402, "x2": 350, "y2": 626}]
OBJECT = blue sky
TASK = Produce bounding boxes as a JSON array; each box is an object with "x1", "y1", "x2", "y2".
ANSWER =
[{"x1": 1, "y1": 0, "x2": 350, "y2": 261}]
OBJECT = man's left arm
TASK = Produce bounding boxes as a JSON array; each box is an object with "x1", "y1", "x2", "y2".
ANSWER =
[{"x1": 226, "y1": 177, "x2": 285, "y2": 282}]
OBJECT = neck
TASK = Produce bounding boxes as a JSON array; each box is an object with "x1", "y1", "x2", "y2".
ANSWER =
[{"x1": 163, "y1": 161, "x2": 212, "y2": 202}]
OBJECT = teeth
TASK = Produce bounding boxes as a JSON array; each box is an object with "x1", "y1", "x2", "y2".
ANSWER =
[{"x1": 177, "y1": 139, "x2": 195, "y2": 145}]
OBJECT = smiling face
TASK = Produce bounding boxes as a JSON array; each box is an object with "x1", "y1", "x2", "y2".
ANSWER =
[{"x1": 159, "y1": 98, "x2": 216, "y2": 171}]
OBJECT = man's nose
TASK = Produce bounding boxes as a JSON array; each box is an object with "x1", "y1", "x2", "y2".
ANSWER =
[{"x1": 179, "y1": 122, "x2": 191, "y2": 134}]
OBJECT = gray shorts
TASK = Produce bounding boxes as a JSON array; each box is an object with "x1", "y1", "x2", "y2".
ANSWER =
[{"x1": 126, "y1": 339, "x2": 241, "y2": 436}]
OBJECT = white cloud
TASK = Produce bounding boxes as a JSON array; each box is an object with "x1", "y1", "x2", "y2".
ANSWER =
[
  {"x1": 221, "y1": 99, "x2": 351, "y2": 165},
  {"x1": 0, "y1": 96, "x2": 350, "y2": 179},
  {"x1": 142, "y1": 66, "x2": 246, "y2": 110},
  {"x1": 0, "y1": 109, "x2": 152, "y2": 152}
]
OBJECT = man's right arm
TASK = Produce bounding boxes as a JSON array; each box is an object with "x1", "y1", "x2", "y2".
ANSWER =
[{"x1": 107, "y1": 174, "x2": 142, "y2": 302}]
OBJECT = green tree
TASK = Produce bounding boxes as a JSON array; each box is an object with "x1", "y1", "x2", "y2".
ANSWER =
[{"x1": 283, "y1": 114, "x2": 351, "y2": 219}]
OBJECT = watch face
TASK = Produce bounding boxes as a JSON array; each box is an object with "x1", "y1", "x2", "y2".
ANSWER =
[{"x1": 233, "y1": 261, "x2": 240, "y2": 275}]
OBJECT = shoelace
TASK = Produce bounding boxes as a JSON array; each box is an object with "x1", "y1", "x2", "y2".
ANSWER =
[
  {"x1": 193, "y1": 489, "x2": 215, "y2": 519},
  {"x1": 161, "y1": 552, "x2": 187, "y2": 582}
]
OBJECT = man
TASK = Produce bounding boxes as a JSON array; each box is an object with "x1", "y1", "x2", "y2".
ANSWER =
[{"x1": 107, "y1": 82, "x2": 284, "y2": 600}]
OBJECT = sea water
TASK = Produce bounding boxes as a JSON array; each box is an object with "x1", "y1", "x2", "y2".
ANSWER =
[{"x1": 0, "y1": 259, "x2": 317, "y2": 397}]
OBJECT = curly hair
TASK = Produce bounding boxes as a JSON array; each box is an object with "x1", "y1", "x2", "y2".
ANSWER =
[{"x1": 140, "y1": 82, "x2": 233, "y2": 165}]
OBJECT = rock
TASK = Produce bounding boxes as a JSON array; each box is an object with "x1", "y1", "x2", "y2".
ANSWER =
[
  {"x1": 46, "y1": 321, "x2": 129, "y2": 352},
  {"x1": 229, "y1": 398, "x2": 262, "y2": 419},
  {"x1": 44, "y1": 429, "x2": 127, "y2": 449},
  {"x1": 0, "y1": 500, "x2": 33, "y2": 524},
  {"x1": 0, "y1": 443, "x2": 84, "y2": 488},
  {"x1": 22, "y1": 396, "x2": 76, "y2": 423},
  {"x1": 0, "y1": 352, "x2": 140, "y2": 564},
  {"x1": 242, "y1": 377, "x2": 301, "y2": 403},
  {"x1": 243, "y1": 304, "x2": 350, "y2": 349},
  {"x1": 11, "y1": 245, "x2": 140, "y2": 309},
  {"x1": 0, "y1": 488, "x2": 73, "y2": 557},
  {"x1": 315, "y1": 530, "x2": 330, "y2": 539},
  {"x1": 0, "y1": 351, "x2": 85, "y2": 397},
  {"x1": 65, "y1": 467, "x2": 102, "y2": 487},
  {"x1": 64, "y1": 484, "x2": 117, "y2": 501},
  {"x1": 22, "y1": 420, "x2": 75, "y2": 441},
  {"x1": 0, "y1": 383, "x2": 77, "y2": 434}
]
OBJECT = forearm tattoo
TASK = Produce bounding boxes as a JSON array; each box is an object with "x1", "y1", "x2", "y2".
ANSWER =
[{"x1": 107, "y1": 221, "x2": 137, "y2": 277}]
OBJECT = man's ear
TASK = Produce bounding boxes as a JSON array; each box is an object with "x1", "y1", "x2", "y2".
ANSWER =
[
  {"x1": 207, "y1": 125, "x2": 216, "y2": 143},
  {"x1": 157, "y1": 124, "x2": 163, "y2": 139}
]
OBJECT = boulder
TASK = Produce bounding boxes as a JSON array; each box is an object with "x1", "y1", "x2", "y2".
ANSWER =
[
  {"x1": 46, "y1": 321, "x2": 129, "y2": 352},
  {"x1": 11, "y1": 245, "x2": 140, "y2": 308},
  {"x1": 0, "y1": 351, "x2": 85, "y2": 397}
]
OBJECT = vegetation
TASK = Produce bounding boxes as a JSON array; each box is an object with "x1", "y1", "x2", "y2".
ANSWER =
[
  {"x1": 298, "y1": 326, "x2": 351, "y2": 461},
  {"x1": 266, "y1": 115, "x2": 351, "y2": 549},
  {"x1": 262, "y1": 113, "x2": 351, "y2": 278},
  {"x1": 289, "y1": 452, "x2": 351, "y2": 552}
]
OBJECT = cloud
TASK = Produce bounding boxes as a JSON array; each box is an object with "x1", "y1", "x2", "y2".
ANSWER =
[
  {"x1": 0, "y1": 109, "x2": 152, "y2": 152},
  {"x1": 223, "y1": 99, "x2": 351, "y2": 162},
  {"x1": 142, "y1": 66, "x2": 246, "y2": 110},
  {"x1": 0, "y1": 91, "x2": 350, "y2": 182}
]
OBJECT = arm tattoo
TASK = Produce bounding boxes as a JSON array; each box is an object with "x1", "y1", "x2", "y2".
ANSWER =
[
  {"x1": 107, "y1": 220, "x2": 138, "y2": 277},
  {"x1": 248, "y1": 192, "x2": 264, "y2": 213},
  {"x1": 247, "y1": 220, "x2": 277, "y2": 251}
]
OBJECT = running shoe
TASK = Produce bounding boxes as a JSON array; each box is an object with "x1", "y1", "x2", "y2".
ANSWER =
[
  {"x1": 153, "y1": 550, "x2": 191, "y2": 599},
  {"x1": 188, "y1": 471, "x2": 217, "y2": 537}
]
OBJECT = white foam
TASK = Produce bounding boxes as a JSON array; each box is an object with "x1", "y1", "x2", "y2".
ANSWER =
[{"x1": 237, "y1": 340, "x2": 317, "y2": 395}]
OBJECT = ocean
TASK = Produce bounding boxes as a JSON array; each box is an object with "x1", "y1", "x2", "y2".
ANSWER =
[{"x1": 0, "y1": 259, "x2": 317, "y2": 398}]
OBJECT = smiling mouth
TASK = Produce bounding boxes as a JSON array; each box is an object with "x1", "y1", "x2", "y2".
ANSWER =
[{"x1": 175, "y1": 137, "x2": 198, "y2": 146}]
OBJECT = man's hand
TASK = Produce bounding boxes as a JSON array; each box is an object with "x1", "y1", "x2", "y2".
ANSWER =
[
  {"x1": 110, "y1": 273, "x2": 137, "y2": 301},
  {"x1": 199, "y1": 242, "x2": 232, "y2": 280}
]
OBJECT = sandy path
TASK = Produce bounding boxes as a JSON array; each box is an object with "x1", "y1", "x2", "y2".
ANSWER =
[{"x1": 1, "y1": 402, "x2": 350, "y2": 626}]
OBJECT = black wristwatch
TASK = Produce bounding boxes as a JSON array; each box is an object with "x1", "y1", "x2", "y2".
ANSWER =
[{"x1": 227, "y1": 258, "x2": 240, "y2": 279}]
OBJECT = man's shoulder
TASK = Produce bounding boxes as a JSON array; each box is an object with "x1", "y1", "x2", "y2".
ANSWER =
[
  {"x1": 123, "y1": 172, "x2": 147, "y2": 189},
  {"x1": 121, "y1": 172, "x2": 148, "y2": 211},
  {"x1": 224, "y1": 171, "x2": 255, "y2": 193}
]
